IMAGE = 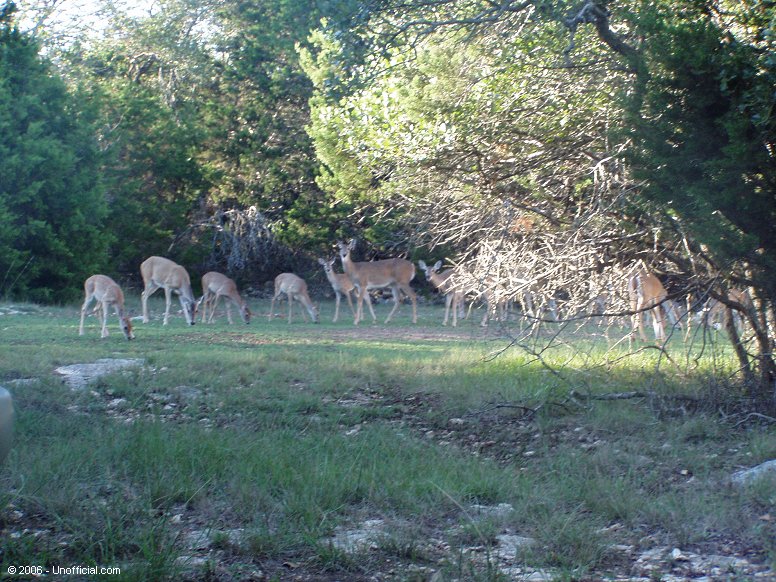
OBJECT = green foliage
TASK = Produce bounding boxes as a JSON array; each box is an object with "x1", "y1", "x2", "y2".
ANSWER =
[
  {"x1": 97, "y1": 78, "x2": 209, "y2": 274},
  {"x1": 301, "y1": 19, "x2": 625, "y2": 251},
  {"x1": 0, "y1": 8, "x2": 109, "y2": 301},
  {"x1": 622, "y1": 0, "x2": 776, "y2": 393},
  {"x1": 202, "y1": 0, "x2": 351, "y2": 249},
  {"x1": 625, "y1": 2, "x2": 776, "y2": 281}
]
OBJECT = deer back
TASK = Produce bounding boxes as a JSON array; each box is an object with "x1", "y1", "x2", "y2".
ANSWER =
[
  {"x1": 142, "y1": 256, "x2": 193, "y2": 296},
  {"x1": 202, "y1": 272, "x2": 238, "y2": 298},
  {"x1": 348, "y1": 257, "x2": 415, "y2": 288},
  {"x1": 86, "y1": 274, "x2": 125, "y2": 306}
]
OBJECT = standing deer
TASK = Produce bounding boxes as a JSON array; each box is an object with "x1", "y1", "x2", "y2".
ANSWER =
[
  {"x1": 627, "y1": 263, "x2": 680, "y2": 342},
  {"x1": 317, "y1": 257, "x2": 367, "y2": 323},
  {"x1": 418, "y1": 260, "x2": 465, "y2": 326},
  {"x1": 79, "y1": 274, "x2": 135, "y2": 340},
  {"x1": 199, "y1": 272, "x2": 251, "y2": 324},
  {"x1": 337, "y1": 239, "x2": 417, "y2": 325},
  {"x1": 140, "y1": 256, "x2": 197, "y2": 325},
  {"x1": 269, "y1": 273, "x2": 319, "y2": 324}
]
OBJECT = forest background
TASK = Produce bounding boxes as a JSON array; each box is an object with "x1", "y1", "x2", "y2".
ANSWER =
[{"x1": 2, "y1": 0, "x2": 775, "y2": 403}]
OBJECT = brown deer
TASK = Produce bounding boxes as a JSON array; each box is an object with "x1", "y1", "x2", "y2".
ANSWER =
[
  {"x1": 199, "y1": 272, "x2": 251, "y2": 324},
  {"x1": 337, "y1": 239, "x2": 417, "y2": 325},
  {"x1": 269, "y1": 273, "x2": 319, "y2": 324},
  {"x1": 79, "y1": 274, "x2": 135, "y2": 340},
  {"x1": 318, "y1": 257, "x2": 366, "y2": 323},
  {"x1": 140, "y1": 256, "x2": 197, "y2": 325}
]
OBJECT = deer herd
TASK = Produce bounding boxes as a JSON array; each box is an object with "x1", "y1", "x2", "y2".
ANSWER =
[{"x1": 78, "y1": 242, "x2": 754, "y2": 345}]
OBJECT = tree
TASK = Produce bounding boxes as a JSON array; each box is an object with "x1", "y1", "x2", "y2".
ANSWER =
[
  {"x1": 304, "y1": 0, "x2": 776, "y2": 403},
  {"x1": 624, "y1": 0, "x2": 776, "y2": 396},
  {"x1": 0, "y1": 2, "x2": 109, "y2": 302}
]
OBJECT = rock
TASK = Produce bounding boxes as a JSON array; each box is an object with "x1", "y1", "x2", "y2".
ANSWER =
[
  {"x1": 731, "y1": 459, "x2": 776, "y2": 487},
  {"x1": 470, "y1": 503, "x2": 514, "y2": 519},
  {"x1": 6, "y1": 378, "x2": 37, "y2": 387},
  {"x1": 0, "y1": 387, "x2": 13, "y2": 464},
  {"x1": 671, "y1": 547, "x2": 689, "y2": 561},
  {"x1": 330, "y1": 519, "x2": 385, "y2": 553},
  {"x1": 495, "y1": 534, "x2": 537, "y2": 560},
  {"x1": 55, "y1": 358, "x2": 144, "y2": 389}
]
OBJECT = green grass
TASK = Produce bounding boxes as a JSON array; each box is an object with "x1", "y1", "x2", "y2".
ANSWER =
[{"x1": 0, "y1": 298, "x2": 774, "y2": 580}]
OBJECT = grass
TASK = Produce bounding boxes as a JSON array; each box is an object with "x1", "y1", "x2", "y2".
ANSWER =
[{"x1": 0, "y1": 296, "x2": 774, "y2": 580}]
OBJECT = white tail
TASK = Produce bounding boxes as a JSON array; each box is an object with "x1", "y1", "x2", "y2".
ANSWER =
[
  {"x1": 140, "y1": 256, "x2": 197, "y2": 325},
  {"x1": 318, "y1": 257, "x2": 367, "y2": 323},
  {"x1": 79, "y1": 274, "x2": 135, "y2": 340},
  {"x1": 199, "y1": 271, "x2": 251, "y2": 324},
  {"x1": 418, "y1": 260, "x2": 465, "y2": 327},
  {"x1": 269, "y1": 273, "x2": 319, "y2": 324},
  {"x1": 700, "y1": 288, "x2": 753, "y2": 336},
  {"x1": 337, "y1": 239, "x2": 417, "y2": 325}
]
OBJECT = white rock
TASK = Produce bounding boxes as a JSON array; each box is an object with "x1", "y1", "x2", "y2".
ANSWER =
[
  {"x1": 731, "y1": 460, "x2": 776, "y2": 487},
  {"x1": 55, "y1": 359, "x2": 144, "y2": 390}
]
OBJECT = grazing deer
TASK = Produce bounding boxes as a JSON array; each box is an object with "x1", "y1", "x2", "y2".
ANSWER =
[
  {"x1": 627, "y1": 263, "x2": 680, "y2": 342},
  {"x1": 79, "y1": 274, "x2": 135, "y2": 340},
  {"x1": 337, "y1": 239, "x2": 417, "y2": 325},
  {"x1": 140, "y1": 256, "x2": 197, "y2": 326},
  {"x1": 199, "y1": 272, "x2": 251, "y2": 324},
  {"x1": 317, "y1": 257, "x2": 367, "y2": 323},
  {"x1": 269, "y1": 273, "x2": 319, "y2": 324},
  {"x1": 418, "y1": 260, "x2": 465, "y2": 326}
]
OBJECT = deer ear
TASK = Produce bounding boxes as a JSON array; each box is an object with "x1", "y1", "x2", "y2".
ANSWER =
[
  {"x1": 348, "y1": 239, "x2": 357, "y2": 250},
  {"x1": 434, "y1": 260, "x2": 442, "y2": 271},
  {"x1": 418, "y1": 260, "x2": 427, "y2": 270},
  {"x1": 317, "y1": 258, "x2": 325, "y2": 265}
]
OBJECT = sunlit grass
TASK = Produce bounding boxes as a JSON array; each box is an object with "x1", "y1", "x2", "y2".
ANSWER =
[{"x1": 0, "y1": 299, "x2": 774, "y2": 579}]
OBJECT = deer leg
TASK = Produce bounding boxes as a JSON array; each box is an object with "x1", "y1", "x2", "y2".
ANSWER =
[
  {"x1": 141, "y1": 282, "x2": 160, "y2": 323},
  {"x1": 651, "y1": 307, "x2": 665, "y2": 342},
  {"x1": 635, "y1": 295, "x2": 648, "y2": 342},
  {"x1": 199, "y1": 294, "x2": 207, "y2": 323},
  {"x1": 269, "y1": 292, "x2": 279, "y2": 322},
  {"x1": 201, "y1": 293, "x2": 210, "y2": 323},
  {"x1": 404, "y1": 284, "x2": 417, "y2": 324},
  {"x1": 79, "y1": 294, "x2": 95, "y2": 335},
  {"x1": 443, "y1": 293, "x2": 452, "y2": 326},
  {"x1": 363, "y1": 290, "x2": 376, "y2": 322},
  {"x1": 384, "y1": 285, "x2": 401, "y2": 324},
  {"x1": 333, "y1": 291, "x2": 340, "y2": 323},
  {"x1": 100, "y1": 300, "x2": 111, "y2": 338},
  {"x1": 225, "y1": 297, "x2": 234, "y2": 324},
  {"x1": 205, "y1": 293, "x2": 217, "y2": 323},
  {"x1": 163, "y1": 288, "x2": 173, "y2": 325},
  {"x1": 394, "y1": 283, "x2": 417, "y2": 324},
  {"x1": 353, "y1": 286, "x2": 363, "y2": 325}
]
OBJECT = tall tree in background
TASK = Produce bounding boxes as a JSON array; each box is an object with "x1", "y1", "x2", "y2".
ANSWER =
[
  {"x1": 304, "y1": 0, "x2": 776, "y2": 402},
  {"x1": 61, "y1": 0, "x2": 217, "y2": 275},
  {"x1": 0, "y1": 2, "x2": 109, "y2": 301},
  {"x1": 21, "y1": 0, "x2": 359, "y2": 281},
  {"x1": 625, "y1": 0, "x2": 776, "y2": 395},
  {"x1": 203, "y1": 0, "x2": 358, "y2": 251}
]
